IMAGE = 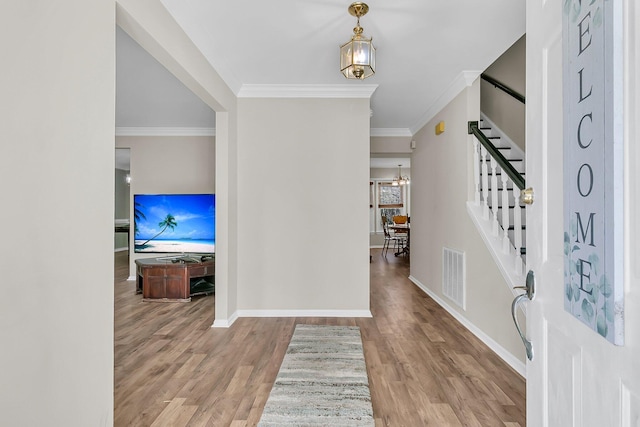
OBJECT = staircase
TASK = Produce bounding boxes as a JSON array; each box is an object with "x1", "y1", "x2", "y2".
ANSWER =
[
  {"x1": 479, "y1": 115, "x2": 526, "y2": 262},
  {"x1": 467, "y1": 114, "x2": 527, "y2": 292}
]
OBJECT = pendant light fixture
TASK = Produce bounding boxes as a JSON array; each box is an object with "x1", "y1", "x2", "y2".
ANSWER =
[
  {"x1": 340, "y1": 2, "x2": 376, "y2": 80},
  {"x1": 392, "y1": 164, "x2": 410, "y2": 186}
]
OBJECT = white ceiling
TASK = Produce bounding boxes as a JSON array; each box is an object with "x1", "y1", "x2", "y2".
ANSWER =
[
  {"x1": 116, "y1": 27, "x2": 215, "y2": 130},
  {"x1": 116, "y1": 0, "x2": 525, "y2": 135},
  {"x1": 160, "y1": 0, "x2": 525, "y2": 134}
]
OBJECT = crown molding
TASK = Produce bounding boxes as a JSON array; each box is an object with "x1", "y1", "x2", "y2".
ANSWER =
[
  {"x1": 409, "y1": 70, "x2": 482, "y2": 135},
  {"x1": 115, "y1": 127, "x2": 216, "y2": 136},
  {"x1": 370, "y1": 128, "x2": 413, "y2": 137},
  {"x1": 237, "y1": 84, "x2": 378, "y2": 99},
  {"x1": 116, "y1": 126, "x2": 410, "y2": 137}
]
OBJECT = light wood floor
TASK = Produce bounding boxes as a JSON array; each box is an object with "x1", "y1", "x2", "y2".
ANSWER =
[{"x1": 114, "y1": 250, "x2": 525, "y2": 426}]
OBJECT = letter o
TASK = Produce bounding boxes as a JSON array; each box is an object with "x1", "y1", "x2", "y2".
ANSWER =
[{"x1": 577, "y1": 164, "x2": 594, "y2": 197}]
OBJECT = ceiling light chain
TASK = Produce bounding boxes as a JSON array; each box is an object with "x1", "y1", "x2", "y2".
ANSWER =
[{"x1": 353, "y1": 14, "x2": 363, "y2": 35}]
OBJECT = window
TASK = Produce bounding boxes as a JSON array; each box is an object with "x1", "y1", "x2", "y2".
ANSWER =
[
  {"x1": 380, "y1": 208, "x2": 402, "y2": 224},
  {"x1": 378, "y1": 182, "x2": 403, "y2": 208},
  {"x1": 371, "y1": 180, "x2": 409, "y2": 234}
]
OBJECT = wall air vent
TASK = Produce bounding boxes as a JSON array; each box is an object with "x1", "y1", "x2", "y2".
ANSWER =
[{"x1": 443, "y1": 247, "x2": 466, "y2": 309}]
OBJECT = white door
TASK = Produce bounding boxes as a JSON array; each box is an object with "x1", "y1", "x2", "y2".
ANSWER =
[{"x1": 526, "y1": 0, "x2": 640, "y2": 426}]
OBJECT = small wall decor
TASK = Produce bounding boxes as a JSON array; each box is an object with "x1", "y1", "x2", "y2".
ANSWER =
[{"x1": 562, "y1": 0, "x2": 624, "y2": 345}]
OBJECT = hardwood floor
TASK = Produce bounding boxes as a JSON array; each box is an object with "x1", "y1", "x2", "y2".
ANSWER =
[{"x1": 114, "y1": 250, "x2": 525, "y2": 426}]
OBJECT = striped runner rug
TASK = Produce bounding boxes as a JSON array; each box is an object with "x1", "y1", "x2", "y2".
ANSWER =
[{"x1": 258, "y1": 324, "x2": 374, "y2": 426}]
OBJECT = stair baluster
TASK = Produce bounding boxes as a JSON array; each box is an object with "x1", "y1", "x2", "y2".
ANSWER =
[
  {"x1": 480, "y1": 146, "x2": 490, "y2": 220},
  {"x1": 473, "y1": 138, "x2": 481, "y2": 206},
  {"x1": 501, "y1": 173, "x2": 511, "y2": 253},
  {"x1": 512, "y1": 186, "x2": 523, "y2": 275},
  {"x1": 490, "y1": 157, "x2": 500, "y2": 235}
]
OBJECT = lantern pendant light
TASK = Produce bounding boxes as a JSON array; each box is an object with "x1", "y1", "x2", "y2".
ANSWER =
[{"x1": 340, "y1": 2, "x2": 376, "y2": 80}]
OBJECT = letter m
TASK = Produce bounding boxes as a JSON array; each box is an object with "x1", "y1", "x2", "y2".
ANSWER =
[{"x1": 575, "y1": 212, "x2": 596, "y2": 247}]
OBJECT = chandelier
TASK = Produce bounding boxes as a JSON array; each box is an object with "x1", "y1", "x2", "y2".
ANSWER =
[
  {"x1": 392, "y1": 165, "x2": 410, "y2": 186},
  {"x1": 340, "y1": 2, "x2": 376, "y2": 80}
]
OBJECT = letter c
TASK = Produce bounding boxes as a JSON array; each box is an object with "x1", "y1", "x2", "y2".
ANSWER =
[{"x1": 577, "y1": 113, "x2": 593, "y2": 148}]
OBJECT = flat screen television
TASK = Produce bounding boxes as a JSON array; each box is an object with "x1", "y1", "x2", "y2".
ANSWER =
[{"x1": 134, "y1": 193, "x2": 215, "y2": 254}]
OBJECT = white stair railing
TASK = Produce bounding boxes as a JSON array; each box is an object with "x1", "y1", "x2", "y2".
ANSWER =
[{"x1": 467, "y1": 121, "x2": 526, "y2": 280}]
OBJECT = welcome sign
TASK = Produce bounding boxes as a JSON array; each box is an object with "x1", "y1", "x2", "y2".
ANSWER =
[{"x1": 562, "y1": 0, "x2": 624, "y2": 345}]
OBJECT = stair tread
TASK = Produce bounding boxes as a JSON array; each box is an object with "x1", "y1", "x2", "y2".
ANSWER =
[
  {"x1": 477, "y1": 118, "x2": 527, "y2": 262},
  {"x1": 479, "y1": 157, "x2": 524, "y2": 162},
  {"x1": 508, "y1": 225, "x2": 527, "y2": 230},
  {"x1": 484, "y1": 171, "x2": 526, "y2": 175}
]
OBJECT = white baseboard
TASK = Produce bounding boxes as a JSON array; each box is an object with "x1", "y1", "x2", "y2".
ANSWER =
[
  {"x1": 211, "y1": 308, "x2": 372, "y2": 328},
  {"x1": 127, "y1": 275, "x2": 136, "y2": 281},
  {"x1": 236, "y1": 309, "x2": 373, "y2": 318},
  {"x1": 408, "y1": 275, "x2": 526, "y2": 378},
  {"x1": 212, "y1": 310, "x2": 239, "y2": 328}
]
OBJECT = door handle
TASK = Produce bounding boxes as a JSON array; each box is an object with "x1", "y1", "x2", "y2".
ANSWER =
[
  {"x1": 520, "y1": 187, "x2": 534, "y2": 205},
  {"x1": 511, "y1": 270, "x2": 535, "y2": 361}
]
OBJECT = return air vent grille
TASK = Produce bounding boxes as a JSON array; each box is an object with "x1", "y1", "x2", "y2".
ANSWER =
[{"x1": 443, "y1": 247, "x2": 466, "y2": 309}]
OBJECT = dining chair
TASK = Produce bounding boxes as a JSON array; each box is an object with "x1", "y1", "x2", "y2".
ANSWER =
[
  {"x1": 391, "y1": 215, "x2": 409, "y2": 238},
  {"x1": 382, "y1": 216, "x2": 405, "y2": 257},
  {"x1": 392, "y1": 215, "x2": 408, "y2": 225}
]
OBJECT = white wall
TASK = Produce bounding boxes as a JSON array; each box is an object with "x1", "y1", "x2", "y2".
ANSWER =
[
  {"x1": 116, "y1": 0, "x2": 240, "y2": 325},
  {"x1": 115, "y1": 167, "x2": 130, "y2": 250},
  {"x1": 236, "y1": 97, "x2": 371, "y2": 314},
  {"x1": 370, "y1": 135, "x2": 413, "y2": 154},
  {"x1": 0, "y1": 2, "x2": 114, "y2": 425},
  {"x1": 115, "y1": 135, "x2": 215, "y2": 276},
  {"x1": 115, "y1": 26, "x2": 216, "y2": 128},
  {"x1": 369, "y1": 167, "x2": 411, "y2": 179},
  {"x1": 481, "y1": 35, "x2": 526, "y2": 151},
  {"x1": 410, "y1": 80, "x2": 525, "y2": 363}
]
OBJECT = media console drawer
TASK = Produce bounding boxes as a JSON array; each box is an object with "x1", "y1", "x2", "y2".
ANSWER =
[
  {"x1": 189, "y1": 264, "x2": 214, "y2": 277},
  {"x1": 135, "y1": 258, "x2": 215, "y2": 302}
]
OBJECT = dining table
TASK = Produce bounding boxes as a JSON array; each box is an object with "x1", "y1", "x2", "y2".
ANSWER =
[{"x1": 390, "y1": 223, "x2": 410, "y2": 256}]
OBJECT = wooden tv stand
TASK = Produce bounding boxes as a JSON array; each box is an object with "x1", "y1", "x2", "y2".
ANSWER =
[{"x1": 135, "y1": 256, "x2": 215, "y2": 302}]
